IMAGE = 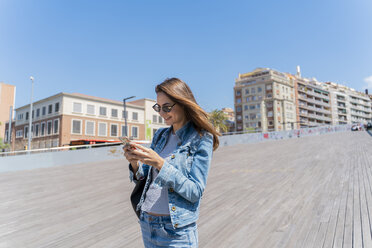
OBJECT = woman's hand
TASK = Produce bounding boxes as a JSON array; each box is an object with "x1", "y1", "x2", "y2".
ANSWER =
[
  {"x1": 123, "y1": 145, "x2": 139, "y2": 168},
  {"x1": 128, "y1": 143, "x2": 165, "y2": 170}
]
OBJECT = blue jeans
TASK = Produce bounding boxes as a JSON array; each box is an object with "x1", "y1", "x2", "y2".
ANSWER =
[{"x1": 139, "y1": 211, "x2": 198, "y2": 247}]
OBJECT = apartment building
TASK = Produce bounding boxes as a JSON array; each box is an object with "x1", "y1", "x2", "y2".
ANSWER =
[
  {"x1": 234, "y1": 68, "x2": 296, "y2": 132},
  {"x1": 295, "y1": 77, "x2": 332, "y2": 129},
  {"x1": 0, "y1": 82, "x2": 16, "y2": 140},
  {"x1": 326, "y1": 82, "x2": 371, "y2": 125},
  {"x1": 5, "y1": 93, "x2": 167, "y2": 151}
]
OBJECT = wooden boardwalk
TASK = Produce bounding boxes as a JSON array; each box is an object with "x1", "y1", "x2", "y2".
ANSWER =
[{"x1": 0, "y1": 131, "x2": 371, "y2": 247}]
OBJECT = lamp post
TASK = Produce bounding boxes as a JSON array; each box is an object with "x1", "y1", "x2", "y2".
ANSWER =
[
  {"x1": 123, "y1": 96, "x2": 135, "y2": 137},
  {"x1": 28, "y1": 76, "x2": 35, "y2": 153}
]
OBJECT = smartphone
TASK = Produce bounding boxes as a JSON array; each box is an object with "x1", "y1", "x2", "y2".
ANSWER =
[{"x1": 119, "y1": 136, "x2": 131, "y2": 147}]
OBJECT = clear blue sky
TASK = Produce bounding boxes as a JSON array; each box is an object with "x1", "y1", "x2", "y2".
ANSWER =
[{"x1": 1, "y1": 0, "x2": 371, "y2": 112}]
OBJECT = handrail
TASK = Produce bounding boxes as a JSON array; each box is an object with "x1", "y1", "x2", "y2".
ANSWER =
[{"x1": 0, "y1": 140, "x2": 151, "y2": 157}]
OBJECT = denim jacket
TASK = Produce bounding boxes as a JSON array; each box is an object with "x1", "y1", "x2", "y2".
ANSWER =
[{"x1": 129, "y1": 121, "x2": 214, "y2": 228}]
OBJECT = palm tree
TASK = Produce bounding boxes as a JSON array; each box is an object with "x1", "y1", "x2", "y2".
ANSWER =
[{"x1": 209, "y1": 109, "x2": 228, "y2": 133}]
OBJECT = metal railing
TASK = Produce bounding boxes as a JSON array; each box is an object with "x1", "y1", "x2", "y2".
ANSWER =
[{"x1": 0, "y1": 140, "x2": 151, "y2": 157}]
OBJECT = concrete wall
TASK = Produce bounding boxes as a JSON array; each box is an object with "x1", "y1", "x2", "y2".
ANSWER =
[{"x1": 0, "y1": 125, "x2": 351, "y2": 173}]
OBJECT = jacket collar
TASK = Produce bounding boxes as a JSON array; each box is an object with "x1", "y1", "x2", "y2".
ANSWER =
[{"x1": 162, "y1": 121, "x2": 194, "y2": 142}]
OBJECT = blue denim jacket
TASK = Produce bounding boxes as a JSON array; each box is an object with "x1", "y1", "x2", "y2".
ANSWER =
[{"x1": 129, "y1": 121, "x2": 214, "y2": 228}]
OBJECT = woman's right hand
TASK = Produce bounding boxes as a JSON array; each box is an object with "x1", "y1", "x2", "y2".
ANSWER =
[{"x1": 123, "y1": 145, "x2": 139, "y2": 169}]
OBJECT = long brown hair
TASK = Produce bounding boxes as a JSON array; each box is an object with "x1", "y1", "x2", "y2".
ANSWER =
[{"x1": 155, "y1": 78, "x2": 220, "y2": 151}]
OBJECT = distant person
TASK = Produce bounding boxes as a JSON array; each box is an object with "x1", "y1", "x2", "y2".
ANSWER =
[{"x1": 123, "y1": 78, "x2": 219, "y2": 247}]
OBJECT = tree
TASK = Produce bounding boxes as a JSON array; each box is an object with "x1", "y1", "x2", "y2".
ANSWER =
[{"x1": 209, "y1": 109, "x2": 228, "y2": 133}]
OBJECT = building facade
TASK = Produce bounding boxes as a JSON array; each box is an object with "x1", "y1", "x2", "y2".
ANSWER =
[
  {"x1": 235, "y1": 68, "x2": 372, "y2": 132},
  {"x1": 326, "y1": 82, "x2": 371, "y2": 125},
  {"x1": 295, "y1": 77, "x2": 332, "y2": 129},
  {"x1": 234, "y1": 68, "x2": 296, "y2": 132},
  {"x1": 5, "y1": 93, "x2": 167, "y2": 151},
  {"x1": 0, "y1": 82, "x2": 16, "y2": 140}
]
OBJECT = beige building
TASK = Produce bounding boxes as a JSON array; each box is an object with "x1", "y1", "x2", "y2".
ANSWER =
[
  {"x1": 235, "y1": 67, "x2": 372, "y2": 132},
  {"x1": 5, "y1": 93, "x2": 167, "y2": 151},
  {"x1": 294, "y1": 77, "x2": 332, "y2": 128},
  {"x1": 234, "y1": 68, "x2": 296, "y2": 132},
  {"x1": 0, "y1": 82, "x2": 16, "y2": 140},
  {"x1": 325, "y1": 82, "x2": 371, "y2": 125}
]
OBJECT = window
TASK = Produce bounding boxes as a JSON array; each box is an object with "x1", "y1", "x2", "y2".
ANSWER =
[
  {"x1": 99, "y1": 107, "x2": 107, "y2": 116},
  {"x1": 250, "y1": 113, "x2": 256, "y2": 120},
  {"x1": 249, "y1": 105, "x2": 255, "y2": 110},
  {"x1": 266, "y1": 84, "x2": 272, "y2": 90},
  {"x1": 36, "y1": 108, "x2": 40, "y2": 117},
  {"x1": 86, "y1": 121, "x2": 95, "y2": 135},
  {"x1": 244, "y1": 105, "x2": 249, "y2": 111},
  {"x1": 16, "y1": 130, "x2": 23, "y2": 138},
  {"x1": 122, "y1": 111, "x2": 128, "y2": 119},
  {"x1": 24, "y1": 126, "x2": 29, "y2": 138},
  {"x1": 258, "y1": 87, "x2": 262, "y2": 92},
  {"x1": 236, "y1": 98, "x2": 241, "y2": 104},
  {"x1": 245, "y1": 89, "x2": 249, "y2": 95},
  {"x1": 132, "y1": 126, "x2": 138, "y2": 138},
  {"x1": 55, "y1": 102, "x2": 60, "y2": 112},
  {"x1": 236, "y1": 106, "x2": 242, "y2": 112},
  {"x1": 98, "y1": 122, "x2": 107, "y2": 136},
  {"x1": 132, "y1": 112, "x2": 138, "y2": 120},
  {"x1": 251, "y1": 88, "x2": 256, "y2": 94},
  {"x1": 256, "y1": 104, "x2": 261, "y2": 109},
  {"x1": 53, "y1": 119, "x2": 59, "y2": 134},
  {"x1": 42, "y1": 106, "x2": 46, "y2": 116},
  {"x1": 72, "y1": 120, "x2": 82, "y2": 134},
  {"x1": 111, "y1": 124, "x2": 118, "y2": 136},
  {"x1": 26, "y1": 112, "x2": 29, "y2": 120},
  {"x1": 48, "y1": 104, "x2": 53, "y2": 114},
  {"x1": 246, "y1": 97, "x2": 250, "y2": 102},
  {"x1": 17, "y1": 113, "x2": 23, "y2": 120},
  {"x1": 87, "y1": 104, "x2": 95, "y2": 115},
  {"x1": 267, "y1": 94, "x2": 272, "y2": 98},
  {"x1": 236, "y1": 90, "x2": 241, "y2": 96},
  {"x1": 237, "y1": 115, "x2": 242, "y2": 121},
  {"x1": 153, "y1": 115, "x2": 158, "y2": 123},
  {"x1": 252, "y1": 96, "x2": 257, "y2": 101},
  {"x1": 41, "y1": 122, "x2": 46, "y2": 136},
  {"x1": 121, "y1": 125, "x2": 128, "y2": 136},
  {"x1": 73, "y1": 102, "x2": 82, "y2": 113},
  {"x1": 35, "y1": 124, "x2": 40, "y2": 137},
  {"x1": 32, "y1": 110, "x2": 34, "y2": 118},
  {"x1": 158, "y1": 116, "x2": 163, "y2": 124},
  {"x1": 47, "y1": 121, "x2": 52, "y2": 135},
  {"x1": 111, "y1": 109, "x2": 118, "y2": 118},
  {"x1": 268, "y1": 111, "x2": 273, "y2": 117}
]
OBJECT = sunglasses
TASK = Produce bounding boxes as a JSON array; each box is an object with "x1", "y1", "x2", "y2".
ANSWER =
[{"x1": 152, "y1": 103, "x2": 177, "y2": 113}]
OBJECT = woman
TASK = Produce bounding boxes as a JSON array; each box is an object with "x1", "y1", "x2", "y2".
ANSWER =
[{"x1": 123, "y1": 78, "x2": 219, "y2": 247}]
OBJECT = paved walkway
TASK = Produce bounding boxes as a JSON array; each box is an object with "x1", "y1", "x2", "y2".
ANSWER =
[{"x1": 0, "y1": 131, "x2": 371, "y2": 247}]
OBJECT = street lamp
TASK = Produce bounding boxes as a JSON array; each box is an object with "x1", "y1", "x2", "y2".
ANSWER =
[
  {"x1": 28, "y1": 76, "x2": 35, "y2": 153},
  {"x1": 123, "y1": 96, "x2": 135, "y2": 138}
]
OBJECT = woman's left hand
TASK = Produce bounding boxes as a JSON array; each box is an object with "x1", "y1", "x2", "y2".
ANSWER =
[{"x1": 129, "y1": 143, "x2": 165, "y2": 170}]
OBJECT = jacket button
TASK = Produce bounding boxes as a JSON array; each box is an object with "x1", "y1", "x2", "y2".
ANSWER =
[
  {"x1": 172, "y1": 206, "x2": 176, "y2": 211},
  {"x1": 171, "y1": 154, "x2": 175, "y2": 159},
  {"x1": 169, "y1": 188, "x2": 174, "y2": 193},
  {"x1": 174, "y1": 224, "x2": 179, "y2": 228}
]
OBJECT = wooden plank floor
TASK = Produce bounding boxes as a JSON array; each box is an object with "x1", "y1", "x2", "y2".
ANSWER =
[{"x1": 0, "y1": 131, "x2": 371, "y2": 248}]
